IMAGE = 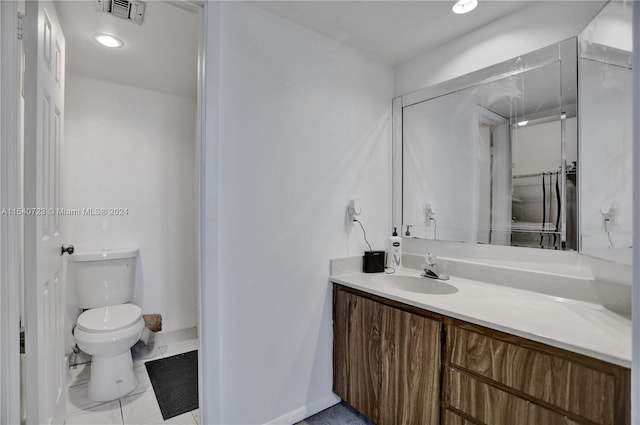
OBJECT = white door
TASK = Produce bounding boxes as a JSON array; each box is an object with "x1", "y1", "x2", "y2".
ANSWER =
[{"x1": 23, "y1": 1, "x2": 66, "y2": 424}]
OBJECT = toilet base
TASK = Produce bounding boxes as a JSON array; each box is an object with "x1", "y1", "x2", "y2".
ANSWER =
[{"x1": 88, "y1": 350, "x2": 138, "y2": 402}]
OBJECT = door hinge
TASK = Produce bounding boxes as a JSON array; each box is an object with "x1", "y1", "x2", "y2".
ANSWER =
[
  {"x1": 17, "y1": 12, "x2": 24, "y2": 40},
  {"x1": 20, "y1": 331, "x2": 25, "y2": 354}
]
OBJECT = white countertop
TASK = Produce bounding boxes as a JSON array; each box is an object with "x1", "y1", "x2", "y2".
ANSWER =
[{"x1": 330, "y1": 269, "x2": 631, "y2": 368}]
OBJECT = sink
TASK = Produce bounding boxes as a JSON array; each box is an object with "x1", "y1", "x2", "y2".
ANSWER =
[{"x1": 375, "y1": 275, "x2": 458, "y2": 295}]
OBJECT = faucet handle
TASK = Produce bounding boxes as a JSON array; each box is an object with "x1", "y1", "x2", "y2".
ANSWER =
[
  {"x1": 405, "y1": 225, "x2": 413, "y2": 237},
  {"x1": 425, "y1": 252, "x2": 437, "y2": 266}
]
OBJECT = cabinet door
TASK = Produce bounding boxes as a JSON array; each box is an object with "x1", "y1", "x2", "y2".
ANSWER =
[
  {"x1": 334, "y1": 288, "x2": 382, "y2": 423},
  {"x1": 380, "y1": 305, "x2": 441, "y2": 425}
]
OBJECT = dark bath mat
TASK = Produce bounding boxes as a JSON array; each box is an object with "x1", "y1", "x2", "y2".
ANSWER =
[{"x1": 145, "y1": 350, "x2": 198, "y2": 420}]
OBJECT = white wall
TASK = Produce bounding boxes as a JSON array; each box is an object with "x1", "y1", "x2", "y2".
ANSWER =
[
  {"x1": 216, "y1": 2, "x2": 393, "y2": 423},
  {"x1": 63, "y1": 75, "x2": 197, "y2": 336},
  {"x1": 580, "y1": 1, "x2": 633, "y2": 52},
  {"x1": 394, "y1": 1, "x2": 605, "y2": 96}
]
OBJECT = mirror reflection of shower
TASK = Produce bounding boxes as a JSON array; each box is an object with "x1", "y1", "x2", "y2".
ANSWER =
[
  {"x1": 401, "y1": 41, "x2": 579, "y2": 251},
  {"x1": 510, "y1": 116, "x2": 577, "y2": 250}
]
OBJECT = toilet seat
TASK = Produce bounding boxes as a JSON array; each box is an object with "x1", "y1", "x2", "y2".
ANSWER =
[{"x1": 77, "y1": 303, "x2": 142, "y2": 333}]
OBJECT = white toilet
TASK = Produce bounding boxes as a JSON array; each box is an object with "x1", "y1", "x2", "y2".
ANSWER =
[{"x1": 72, "y1": 248, "x2": 145, "y2": 402}]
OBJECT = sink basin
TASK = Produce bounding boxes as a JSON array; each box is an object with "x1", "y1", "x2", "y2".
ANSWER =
[{"x1": 375, "y1": 275, "x2": 458, "y2": 295}]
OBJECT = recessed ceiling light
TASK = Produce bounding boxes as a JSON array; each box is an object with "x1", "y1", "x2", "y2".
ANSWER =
[
  {"x1": 517, "y1": 120, "x2": 529, "y2": 127},
  {"x1": 93, "y1": 33, "x2": 124, "y2": 48},
  {"x1": 452, "y1": 0, "x2": 478, "y2": 14}
]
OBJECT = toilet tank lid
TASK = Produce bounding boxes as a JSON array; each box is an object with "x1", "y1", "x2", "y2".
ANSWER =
[{"x1": 71, "y1": 248, "x2": 139, "y2": 262}]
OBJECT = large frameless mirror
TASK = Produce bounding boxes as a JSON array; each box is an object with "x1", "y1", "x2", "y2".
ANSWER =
[
  {"x1": 396, "y1": 38, "x2": 578, "y2": 250},
  {"x1": 394, "y1": 1, "x2": 633, "y2": 264}
]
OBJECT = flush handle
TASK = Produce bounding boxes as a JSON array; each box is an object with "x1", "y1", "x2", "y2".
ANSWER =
[{"x1": 60, "y1": 244, "x2": 75, "y2": 256}]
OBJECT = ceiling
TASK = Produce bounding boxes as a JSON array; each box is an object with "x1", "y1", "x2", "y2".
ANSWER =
[
  {"x1": 249, "y1": 1, "x2": 536, "y2": 65},
  {"x1": 54, "y1": 0, "x2": 198, "y2": 98},
  {"x1": 52, "y1": 1, "x2": 597, "y2": 97}
]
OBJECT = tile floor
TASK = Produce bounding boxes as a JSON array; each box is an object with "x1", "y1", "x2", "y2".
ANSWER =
[{"x1": 64, "y1": 338, "x2": 200, "y2": 425}]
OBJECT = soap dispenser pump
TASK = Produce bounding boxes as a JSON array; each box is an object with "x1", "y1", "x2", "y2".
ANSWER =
[{"x1": 389, "y1": 227, "x2": 402, "y2": 268}]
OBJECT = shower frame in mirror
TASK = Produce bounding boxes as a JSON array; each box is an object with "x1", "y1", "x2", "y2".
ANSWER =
[{"x1": 392, "y1": 38, "x2": 578, "y2": 250}]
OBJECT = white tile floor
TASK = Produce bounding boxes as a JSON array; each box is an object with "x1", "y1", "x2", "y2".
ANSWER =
[{"x1": 64, "y1": 338, "x2": 199, "y2": 425}]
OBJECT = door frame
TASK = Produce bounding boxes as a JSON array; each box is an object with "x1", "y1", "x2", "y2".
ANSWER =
[
  {"x1": 632, "y1": 4, "x2": 639, "y2": 424},
  {"x1": 0, "y1": 1, "x2": 23, "y2": 424},
  {"x1": 0, "y1": 1, "x2": 221, "y2": 423},
  {"x1": 196, "y1": 1, "x2": 222, "y2": 423}
]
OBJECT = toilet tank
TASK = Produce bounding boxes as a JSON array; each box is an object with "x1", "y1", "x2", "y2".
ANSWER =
[{"x1": 72, "y1": 248, "x2": 139, "y2": 309}]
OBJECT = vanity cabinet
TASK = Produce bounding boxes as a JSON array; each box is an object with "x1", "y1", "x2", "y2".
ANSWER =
[
  {"x1": 333, "y1": 285, "x2": 442, "y2": 425},
  {"x1": 444, "y1": 320, "x2": 630, "y2": 425},
  {"x1": 332, "y1": 284, "x2": 631, "y2": 425}
]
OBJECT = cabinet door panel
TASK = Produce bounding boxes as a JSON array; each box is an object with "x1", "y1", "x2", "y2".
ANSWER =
[
  {"x1": 448, "y1": 369, "x2": 577, "y2": 425},
  {"x1": 449, "y1": 325, "x2": 615, "y2": 425},
  {"x1": 379, "y1": 306, "x2": 441, "y2": 425},
  {"x1": 334, "y1": 288, "x2": 381, "y2": 423}
]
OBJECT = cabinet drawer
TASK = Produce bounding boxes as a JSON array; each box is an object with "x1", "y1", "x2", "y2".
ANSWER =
[
  {"x1": 448, "y1": 369, "x2": 580, "y2": 425},
  {"x1": 448, "y1": 325, "x2": 615, "y2": 425}
]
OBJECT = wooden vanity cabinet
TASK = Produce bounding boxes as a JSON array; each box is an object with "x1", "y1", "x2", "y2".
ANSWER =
[
  {"x1": 333, "y1": 285, "x2": 442, "y2": 425},
  {"x1": 443, "y1": 320, "x2": 631, "y2": 425},
  {"x1": 333, "y1": 287, "x2": 381, "y2": 422},
  {"x1": 332, "y1": 284, "x2": 631, "y2": 425}
]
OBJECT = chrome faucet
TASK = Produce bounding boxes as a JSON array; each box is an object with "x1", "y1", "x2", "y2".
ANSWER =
[{"x1": 422, "y1": 252, "x2": 450, "y2": 280}]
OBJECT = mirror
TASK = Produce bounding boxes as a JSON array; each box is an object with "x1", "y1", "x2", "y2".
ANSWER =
[
  {"x1": 398, "y1": 39, "x2": 578, "y2": 250},
  {"x1": 578, "y1": 1, "x2": 633, "y2": 265}
]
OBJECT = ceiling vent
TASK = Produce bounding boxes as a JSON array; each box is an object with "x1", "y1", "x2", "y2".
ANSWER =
[{"x1": 96, "y1": 0, "x2": 145, "y2": 25}]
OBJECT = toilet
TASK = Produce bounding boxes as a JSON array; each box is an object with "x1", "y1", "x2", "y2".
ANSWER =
[{"x1": 72, "y1": 248, "x2": 145, "y2": 402}]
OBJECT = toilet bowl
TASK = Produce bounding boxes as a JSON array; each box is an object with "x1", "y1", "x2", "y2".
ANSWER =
[
  {"x1": 71, "y1": 248, "x2": 143, "y2": 402},
  {"x1": 74, "y1": 303, "x2": 145, "y2": 401}
]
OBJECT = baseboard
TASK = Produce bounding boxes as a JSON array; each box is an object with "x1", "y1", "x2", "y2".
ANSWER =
[
  {"x1": 156, "y1": 326, "x2": 198, "y2": 346},
  {"x1": 263, "y1": 394, "x2": 341, "y2": 425}
]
